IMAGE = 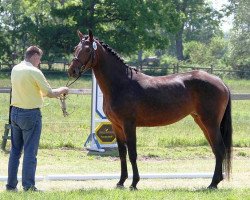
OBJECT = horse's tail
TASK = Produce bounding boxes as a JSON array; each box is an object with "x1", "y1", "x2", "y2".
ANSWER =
[{"x1": 220, "y1": 89, "x2": 233, "y2": 179}]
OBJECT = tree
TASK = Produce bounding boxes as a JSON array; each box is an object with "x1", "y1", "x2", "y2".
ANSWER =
[
  {"x1": 51, "y1": 0, "x2": 181, "y2": 55},
  {"x1": 228, "y1": 0, "x2": 250, "y2": 71},
  {"x1": 0, "y1": 0, "x2": 62, "y2": 62},
  {"x1": 171, "y1": 0, "x2": 222, "y2": 60},
  {"x1": 21, "y1": 0, "x2": 71, "y2": 62},
  {"x1": 0, "y1": 0, "x2": 225, "y2": 66},
  {"x1": 184, "y1": 37, "x2": 228, "y2": 66},
  {"x1": 2, "y1": 0, "x2": 179, "y2": 62},
  {"x1": 0, "y1": 0, "x2": 25, "y2": 63}
]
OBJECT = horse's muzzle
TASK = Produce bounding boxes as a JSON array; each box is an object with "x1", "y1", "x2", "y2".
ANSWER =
[{"x1": 68, "y1": 64, "x2": 80, "y2": 78}]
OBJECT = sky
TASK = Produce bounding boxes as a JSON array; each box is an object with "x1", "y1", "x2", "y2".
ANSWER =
[{"x1": 211, "y1": 0, "x2": 233, "y2": 32}]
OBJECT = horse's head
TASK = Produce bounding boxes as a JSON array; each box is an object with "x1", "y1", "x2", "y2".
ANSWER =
[{"x1": 68, "y1": 29, "x2": 98, "y2": 78}]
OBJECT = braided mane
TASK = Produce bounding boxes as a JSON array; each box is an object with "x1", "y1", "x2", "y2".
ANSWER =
[
  {"x1": 81, "y1": 35, "x2": 137, "y2": 72},
  {"x1": 97, "y1": 39, "x2": 138, "y2": 72},
  {"x1": 99, "y1": 40, "x2": 128, "y2": 66}
]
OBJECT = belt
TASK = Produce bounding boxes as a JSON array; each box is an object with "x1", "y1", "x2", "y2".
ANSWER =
[{"x1": 12, "y1": 106, "x2": 40, "y2": 111}]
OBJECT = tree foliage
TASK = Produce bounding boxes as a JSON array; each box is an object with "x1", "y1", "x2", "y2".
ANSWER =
[
  {"x1": 51, "y1": 0, "x2": 181, "y2": 55},
  {"x1": 184, "y1": 37, "x2": 228, "y2": 66},
  {"x1": 0, "y1": 0, "x2": 248, "y2": 71},
  {"x1": 170, "y1": 0, "x2": 223, "y2": 60},
  {"x1": 229, "y1": 0, "x2": 250, "y2": 70}
]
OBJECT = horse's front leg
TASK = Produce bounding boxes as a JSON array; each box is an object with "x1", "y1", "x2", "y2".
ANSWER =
[
  {"x1": 124, "y1": 122, "x2": 140, "y2": 190},
  {"x1": 116, "y1": 137, "x2": 128, "y2": 188}
]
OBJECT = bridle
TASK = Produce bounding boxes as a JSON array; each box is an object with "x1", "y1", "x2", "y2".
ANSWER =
[
  {"x1": 60, "y1": 37, "x2": 96, "y2": 117},
  {"x1": 66, "y1": 40, "x2": 96, "y2": 87}
]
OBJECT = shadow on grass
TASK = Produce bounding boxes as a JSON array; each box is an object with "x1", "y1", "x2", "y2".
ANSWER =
[
  {"x1": 71, "y1": 187, "x2": 235, "y2": 193},
  {"x1": 87, "y1": 148, "x2": 119, "y2": 157}
]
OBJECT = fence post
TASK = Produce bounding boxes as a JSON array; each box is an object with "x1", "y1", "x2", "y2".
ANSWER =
[
  {"x1": 1, "y1": 124, "x2": 11, "y2": 151},
  {"x1": 64, "y1": 61, "x2": 67, "y2": 71},
  {"x1": 138, "y1": 50, "x2": 143, "y2": 71},
  {"x1": 210, "y1": 65, "x2": 214, "y2": 74}
]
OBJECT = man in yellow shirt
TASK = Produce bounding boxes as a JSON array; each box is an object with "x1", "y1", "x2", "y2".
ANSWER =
[{"x1": 6, "y1": 46, "x2": 68, "y2": 192}]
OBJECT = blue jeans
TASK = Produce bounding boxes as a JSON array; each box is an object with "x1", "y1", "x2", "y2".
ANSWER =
[{"x1": 6, "y1": 106, "x2": 42, "y2": 190}]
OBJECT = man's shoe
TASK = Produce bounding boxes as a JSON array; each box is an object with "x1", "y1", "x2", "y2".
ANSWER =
[
  {"x1": 6, "y1": 186, "x2": 18, "y2": 192},
  {"x1": 24, "y1": 186, "x2": 43, "y2": 192}
]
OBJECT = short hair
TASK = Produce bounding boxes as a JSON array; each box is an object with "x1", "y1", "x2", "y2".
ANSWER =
[{"x1": 25, "y1": 46, "x2": 43, "y2": 59}]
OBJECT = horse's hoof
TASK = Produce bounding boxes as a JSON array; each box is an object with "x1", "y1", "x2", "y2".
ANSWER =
[
  {"x1": 207, "y1": 185, "x2": 218, "y2": 190},
  {"x1": 129, "y1": 185, "x2": 138, "y2": 191},
  {"x1": 116, "y1": 184, "x2": 125, "y2": 189}
]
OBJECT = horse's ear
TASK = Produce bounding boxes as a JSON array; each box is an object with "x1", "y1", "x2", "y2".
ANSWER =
[
  {"x1": 88, "y1": 29, "x2": 93, "y2": 42},
  {"x1": 77, "y1": 30, "x2": 84, "y2": 41}
]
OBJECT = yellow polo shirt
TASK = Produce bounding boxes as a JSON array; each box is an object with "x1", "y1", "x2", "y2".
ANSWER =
[{"x1": 11, "y1": 60, "x2": 52, "y2": 109}]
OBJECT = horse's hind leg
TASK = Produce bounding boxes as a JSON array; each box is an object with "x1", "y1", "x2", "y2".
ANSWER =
[
  {"x1": 192, "y1": 115, "x2": 224, "y2": 189},
  {"x1": 192, "y1": 114, "x2": 213, "y2": 147},
  {"x1": 207, "y1": 127, "x2": 225, "y2": 189}
]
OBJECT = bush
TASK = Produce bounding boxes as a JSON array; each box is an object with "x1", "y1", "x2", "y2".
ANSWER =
[
  {"x1": 184, "y1": 37, "x2": 229, "y2": 67},
  {"x1": 184, "y1": 41, "x2": 208, "y2": 65},
  {"x1": 160, "y1": 55, "x2": 178, "y2": 67}
]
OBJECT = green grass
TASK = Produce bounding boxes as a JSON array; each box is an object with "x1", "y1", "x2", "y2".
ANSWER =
[
  {"x1": 0, "y1": 188, "x2": 250, "y2": 200},
  {"x1": 0, "y1": 147, "x2": 250, "y2": 197},
  {"x1": 224, "y1": 78, "x2": 250, "y2": 93}
]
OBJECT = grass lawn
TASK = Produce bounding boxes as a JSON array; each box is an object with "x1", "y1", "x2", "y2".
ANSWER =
[
  {"x1": 0, "y1": 188, "x2": 249, "y2": 200},
  {"x1": 0, "y1": 147, "x2": 250, "y2": 199}
]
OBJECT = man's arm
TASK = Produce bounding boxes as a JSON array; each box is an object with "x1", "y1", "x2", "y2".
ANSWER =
[{"x1": 47, "y1": 87, "x2": 69, "y2": 98}]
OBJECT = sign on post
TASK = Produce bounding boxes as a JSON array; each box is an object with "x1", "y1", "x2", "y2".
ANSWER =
[{"x1": 95, "y1": 122, "x2": 116, "y2": 145}]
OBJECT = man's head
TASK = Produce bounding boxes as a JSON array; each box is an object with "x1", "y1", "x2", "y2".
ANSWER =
[{"x1": 25, "y1": 46, "x2": 43, "y2": 68}]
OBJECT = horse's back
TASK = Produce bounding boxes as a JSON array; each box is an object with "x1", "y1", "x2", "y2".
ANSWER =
[
  {"x1": 137, "y1": 70, "x2": 228, "y2": 104},
  {"x1": 135, "y1": 70, "x2": 229, "y2": 126}
]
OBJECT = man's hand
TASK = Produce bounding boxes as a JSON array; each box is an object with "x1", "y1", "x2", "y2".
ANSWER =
[
  {"x1": 60, "y1": 87, "x2": 69, "y2": 96},
  {"x1": 47, "y1": 87, "x2": 69, "y2": 98}
]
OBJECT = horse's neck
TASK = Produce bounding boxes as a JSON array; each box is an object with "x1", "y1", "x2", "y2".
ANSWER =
[{"x1": 93, "y1": 52, "x2": 129, "y2": 95}]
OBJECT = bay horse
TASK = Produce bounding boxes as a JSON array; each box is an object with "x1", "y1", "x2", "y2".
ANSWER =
[{"x1": 68, "y1": 30, "x2": 232, "y2": 190}]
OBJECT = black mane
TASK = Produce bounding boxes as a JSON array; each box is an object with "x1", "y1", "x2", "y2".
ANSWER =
[
  {"x1": 81, "y1": 35, "x2": 138, "y2": 72},
  {"x1": 98, "y1": 39, "x2": 138, "y2": 72}
]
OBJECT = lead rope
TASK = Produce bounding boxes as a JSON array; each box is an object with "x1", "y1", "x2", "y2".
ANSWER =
[
  {"x1": 59, "y1": 94, "x2": 69, "y2": 117},
  {"x1": 60, "y1": 42, "x2": 96, "y2": 117},
  {"x1": 59, "y1": 67, "x2": 90, "y2": 117},
  {"x1": 58, "y1": 75, "x2": 80, "y2": 117},
  {"x1": 59, "y1": 61, "x2": 91, "y2": 117}
]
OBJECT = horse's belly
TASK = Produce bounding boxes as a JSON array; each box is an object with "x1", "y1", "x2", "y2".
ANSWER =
[
  {"x1": 136, "y1": 114, "x2": 188, "y2": 127},
  {"x1": 136, "y1": 106, "x2": 192, "y2": 127}
]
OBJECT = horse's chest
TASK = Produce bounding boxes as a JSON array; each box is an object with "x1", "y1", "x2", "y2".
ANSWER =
[
  {"x1": 102, "y1": 105, "x2": 120, "y2": 126},
  {"x1": 103, "y1": 99, "x2": 129, "y2": 122},
  {"x1": 103, "y1": 100, "x2": 116, "y2": 118}
]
